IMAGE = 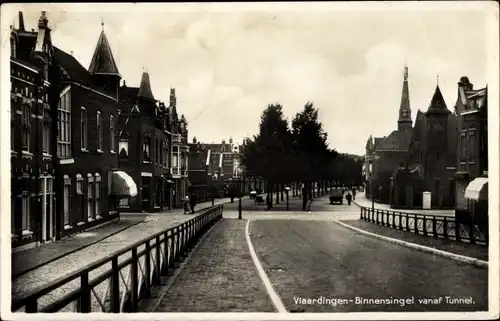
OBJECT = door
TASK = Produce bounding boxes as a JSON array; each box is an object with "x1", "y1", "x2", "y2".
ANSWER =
[{"x1": 41, "y1": 177, "x2": 47, "y2": 242}]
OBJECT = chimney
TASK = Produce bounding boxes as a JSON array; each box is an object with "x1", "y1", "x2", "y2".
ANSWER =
[
  {"x1": 122, "y1": 80, "x2": 127, "y2": 87},
  {"x1": 38, "y1": 11, "x2": 48, "y2": 29},
  {"x1": 229, "y1": 137, "x2": 233, "y2": 144},
  {"x1": 193, "y1": 137, "x2": 197, "y2": 144},
  {"x1": 222, "y1": 139, "x2": 226, "y2": 145},
  {"x1": 70, "y1": 50, "x2": 73, "y2": 56},
  {"x1": 18, "y1": 12, "x2": 25, "y2": 31}
]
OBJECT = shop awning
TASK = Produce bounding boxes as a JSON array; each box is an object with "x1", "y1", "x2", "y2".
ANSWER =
[
  {"x1": 111, "y1": 171, "x2": 138, "y2": 197},
  {"x1": 464, "y1": 177, "x2": 488, "y2": 201}
]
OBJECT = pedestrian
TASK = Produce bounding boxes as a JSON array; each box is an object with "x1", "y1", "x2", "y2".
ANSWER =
[
  {"x1": 189, "y1": 192, "x2": 197, "y2": 214},
  {"x1": 183, "y1": 195, "x2": 190, "y2": 214},
  {"x1": 352, "y1": 187, "x2": 356, "y2": 200},
  {"x1": 346, "y1": 193, "x2": 352, "y2": 205}
]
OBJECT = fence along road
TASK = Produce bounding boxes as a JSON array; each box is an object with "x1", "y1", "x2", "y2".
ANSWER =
[{"x1": 11, "y1": 205, "x2": 224, "y2": 313}]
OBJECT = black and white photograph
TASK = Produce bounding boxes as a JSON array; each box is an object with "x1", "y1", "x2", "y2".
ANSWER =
[{"x1": 1, "y1": 2, "x2": 499, "y2": 320}]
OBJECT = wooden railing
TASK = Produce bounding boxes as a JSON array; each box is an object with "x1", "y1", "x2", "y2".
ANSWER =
[
  {"x1": 359, "y1": 207, "x2": 488, "y2": 246},
  {"x1": 12, "y1": 205, "x2": 224, "y2": 313}
]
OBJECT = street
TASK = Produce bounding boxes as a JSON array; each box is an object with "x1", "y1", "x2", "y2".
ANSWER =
[{"x1": 149, "y1": 199, "x2": 488, "y2": 313}]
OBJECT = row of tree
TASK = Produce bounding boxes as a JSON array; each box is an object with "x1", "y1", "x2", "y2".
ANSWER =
[{"x1": 240, "y1": 102, "x2": 363, "y2": 210}]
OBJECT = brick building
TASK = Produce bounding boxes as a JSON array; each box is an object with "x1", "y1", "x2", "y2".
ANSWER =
[
  {"x1": 51, "y1": 23, "x2": 137, "y2": 237},
  {"x1": 364, "y1": 66, "x2": 413, "y2": 203},
  {"x1": 391, "y1": 85, "x2": 458, "y2": 209},
  {"x1": 187, "y1": 137, "x2": 210, "y2": 202},
  {"x1": 453, "y1": 77, "x2": 488, "y2": 228},
  {"x1": 10, "y1": 12, "x2": 59, "y2": 251}
]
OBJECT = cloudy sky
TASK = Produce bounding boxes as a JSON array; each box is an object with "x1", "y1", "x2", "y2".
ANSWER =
[{"x1": 3, "y1": 2, "x2": 496, "y2": 155}]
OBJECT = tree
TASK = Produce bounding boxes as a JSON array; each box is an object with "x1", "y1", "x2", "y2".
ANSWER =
[
  {"x1": 240, "y1": 103, "x2": 294, "y2": 207},
  {"x1": 291, "y1": 102, "x2": 330, "y2": 210}
]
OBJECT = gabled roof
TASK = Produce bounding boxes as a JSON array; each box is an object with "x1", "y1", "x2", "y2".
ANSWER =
[
  {"x1": 88, "y1": 29, "x2": 120, "y2": 77},
  {"x1": 375, "y1": 130, "x2": 412, "y2": 151},
  {"x1": 374, "y1": 137, "x2": 385, "y2": 149},
  {"x1": 138, "y1": 72, "x2": 155, "y2": 101}
]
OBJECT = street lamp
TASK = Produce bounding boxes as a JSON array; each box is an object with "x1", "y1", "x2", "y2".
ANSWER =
[
  {"x1": 238, "y1": 177, "x2": 243, "y2": 219},
  {"x1": 285, "y1": 186, "x2": 290, "y2": 211},
  {"x1": 367, "y1": 152, "x2": 380, "y2": 213}
]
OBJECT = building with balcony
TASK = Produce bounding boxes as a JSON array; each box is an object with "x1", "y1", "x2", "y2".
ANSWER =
[
  {"x1": 10, "y1": 12, "x2": 59, "y2": 251},
  {"x1": 117, "y1": 73, "x2": 173, "y2": 212},
  {"x1": 453, "y1": 77, "x2": 488, "y2": 229}
]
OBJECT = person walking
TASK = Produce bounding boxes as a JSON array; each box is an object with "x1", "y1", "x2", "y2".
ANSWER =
[
  {"x1": 352, "y1": 187, "x2": 356, "y2": 200},
  {"x1": 346, "y1": 192, "x2": 352, "y2": 205},
  {"x1": 189, "y1": 192, "x2": 197, "y2": 214},
  {"x1": 183, "y1": 195, "x2": 190, "y2": 214}
]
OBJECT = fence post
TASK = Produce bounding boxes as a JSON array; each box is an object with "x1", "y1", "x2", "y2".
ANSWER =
[
  {"x1": 360, "y1": 207, "x2": 363, "y2": 220},
  {"x1": 443, "y1": 217, "x2": 448, "y2": 239},
  {"x1": 414, "y1": 216, "x2": 419, "y2": 235},
  {"x1": 144, "y1": 240, "x2": 151, "y2": 297},
  {"x1": 398, "y1": 212, "x2": 402, "y2": 230},
  {"x1": 79, "y1": 272, "x2": 91, "y2": 313},
  {"x1": 432, "y1": 216, "x2": 437, "y2": 237},
  {"x1": 175, "y1": 227, "x2": 181, "y2": 262},
  {"x1": 422, "y1": 216, "x2": 428, "y2": 236},
  {"x1": 455, "y1": 221, "x2": 461, "y2": 242},
  {"x1": 380, "y1": 210, "x2": 384, "y2": 226},
  {"x1": 405, "y1": 212, "x2": 410, "y2": 231},
  {"x1": 164, "y1": 231, "x2": 171, "y2": 275},
  {"x1": 130, "y1": 248, "x2": 139, "y2": 312},
  {"x1": 155, "y1": 235, "x2": 161, "y2": 283},
  {"x1": 469, "y1": 223, "x2": 475, "y2": 244},
  {"x1": 110, "y1": 257, "x2": 120, "y2": 313},
  {"x1": 392, "y1": 212, "x2": 396, "y2": 228}
]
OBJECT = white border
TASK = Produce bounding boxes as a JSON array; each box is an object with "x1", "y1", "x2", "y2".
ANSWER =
[{"x1": 1, "y1": 2, "x2": 499, "y2": 321}]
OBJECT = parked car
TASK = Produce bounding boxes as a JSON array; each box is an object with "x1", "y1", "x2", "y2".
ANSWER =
[{"x1": 329, "y1": 189, "x2": 344, "y2": 205}]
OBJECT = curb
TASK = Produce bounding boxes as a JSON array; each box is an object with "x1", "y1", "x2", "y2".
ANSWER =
[
  {"x1": 333, "y1": 220, "x2": 488, "y2": 269},
  {"x1": 13, "y1": 217, "x2": 146, "y2": 278},
  {"x1": 145, "y1": 217, "x2": 224, "y2": 312}
]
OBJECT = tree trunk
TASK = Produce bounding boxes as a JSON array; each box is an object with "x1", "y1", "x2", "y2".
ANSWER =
[
  {"x1": 281, "y1": 184, "x2": 284, "y2": 201},
  {"x1": 275, "y1": 183, "x2": 279, "y2": 204},
  {"x1": 269, "y1": 182, "x2": 273, "y2": 208}
]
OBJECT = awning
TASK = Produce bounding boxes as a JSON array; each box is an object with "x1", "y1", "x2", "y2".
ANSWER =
[
  {"x1": 464, "y1": 177, "x2": 488, "y2": 201},
  {"x1": 111, "y1": 171, "x2": 138, "y2": 197}
]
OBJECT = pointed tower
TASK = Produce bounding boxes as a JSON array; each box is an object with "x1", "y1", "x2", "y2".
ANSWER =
[
  {"x1": 137, "y1": 71, "x2": 156, "y2": 118},
  {"x1": 425, "y1": 85, "x2": 451, "y2": 170},
  {"x1": 397, "y1": 65, "x2": 413, "y2": 132},
  {"x1": 88, "y1": 22, "x2": 121, "y2": 100}
]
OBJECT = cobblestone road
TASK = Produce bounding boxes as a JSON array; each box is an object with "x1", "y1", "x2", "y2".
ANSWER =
[{"x1": 153, "y1": 219, "x2": 275, "y2": 312}]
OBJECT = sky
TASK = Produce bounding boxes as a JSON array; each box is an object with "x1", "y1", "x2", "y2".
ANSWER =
[{"x1": 2, "y1": 2, "x2": 496, "y2": 155}]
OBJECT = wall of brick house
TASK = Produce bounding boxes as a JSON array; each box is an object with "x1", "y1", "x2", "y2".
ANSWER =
[{"x1": 373, "y1": 150, "x2": 407, "y2": 179}]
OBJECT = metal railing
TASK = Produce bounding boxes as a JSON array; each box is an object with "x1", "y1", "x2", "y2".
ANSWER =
[
  {"x1": 359, "y1": 206, "x2": 488, "y2": 246},
  {"x1": 12, "y1": 205, "x2": 224, "y2": 313}
]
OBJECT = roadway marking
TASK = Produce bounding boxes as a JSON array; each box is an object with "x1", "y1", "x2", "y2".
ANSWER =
[
  {"x1": 334, "y1": 220, "x2": 488, "y2": 269},
  {"x1": 245, "y1": 220, "x2": 287, "y2": 313}
]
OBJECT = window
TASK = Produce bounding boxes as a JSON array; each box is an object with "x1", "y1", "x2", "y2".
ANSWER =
[
  {"x1": 119, "y1": 139, "x2": 129, "y2": 156},
  {"x1": 81, "y1": 107, "x2": 87, "y2": 150},
  {"x1": 76, "y1": 174, "x2": 83, "y2": 194},
  {"x1": 42, "y1": 109, "x2": 51, "y2": 154},
  {"x1": 57, "y1": 89, "x2": 71, "y2": 158},
  {"x1": 460, "y1": 131, "x2": 467, "y2": 161},
  {"x1": 11, "y1": 38, "x2": 16, "y2": 57},
  {"x1": 95, "y1": 174, "x2": 101, "y2": 217},
  {"x1": 172, "y1": 146, "x2": 179, "y2": 168},
  {"x1": 87, "y1": 174, "x2": 94, "y2": 220},
  {"x1": 63, "y1": 175, "x2": 71, "y2": 226},
  {"x1": 21, "y1": 103, "x2": 30, "y2": 151},
  {"x1": 22, "y1": 192, "x2": 30, "y2": 231},
  {"x1": 97, "y1": 111, "x2": 103, "y2": 151},
  {"x1": 468, "y1": 130, "x2": 476, "y2": 162},
  {"x1": 109, "y1": 115, "x2": 115, "y2": 152},
  {"x1": 143, "y1": 136, "x2": 151, "y2": 162}
]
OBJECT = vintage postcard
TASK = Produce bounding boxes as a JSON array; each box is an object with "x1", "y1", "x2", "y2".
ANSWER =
[{"x1": 1, "y1": 2, "x2": 499, "y2": 321}]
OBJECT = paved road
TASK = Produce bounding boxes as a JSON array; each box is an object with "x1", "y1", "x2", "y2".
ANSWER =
[
  {"x1": 250, "y1": 219, "x2": 488, "y2": 312},
  {"x1": 151, "y1": 214, "x2": 487, "y2": 312}
]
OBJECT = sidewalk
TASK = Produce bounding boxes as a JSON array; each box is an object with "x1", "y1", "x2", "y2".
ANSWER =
[
  {"x1": 340, "y1": 219, "x2": 488, "y2": 261},
  {"x1": 12, "y1": 197, "x2": 232, "y2": 305},
  {"x1": 12, "y1": 216, "x2": 145, "y2": 278},
  {"x1": 149, "y1": 219, "x2": 275, "y2": 312},
  {"x1": 353, "y1": 192, "x2": 455, "y2": 216}
]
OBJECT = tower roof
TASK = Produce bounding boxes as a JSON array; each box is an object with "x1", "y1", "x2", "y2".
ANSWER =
[
  {"x1": 137, "y1": 71, "x2": 155, "y2": 100},
  {"x1": 88, "y1": 27, "x2": 120, "y2": 77},
  {"x1": 398, "y1": 65, "x2": 411, "y2": 122},
  {"x1": 426, "y1": 85, "x2": 450, "y2": 115}
]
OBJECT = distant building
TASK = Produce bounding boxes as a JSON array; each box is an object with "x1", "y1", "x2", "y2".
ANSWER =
[
  {"x1": 453, "y1": 77, "x2": 488, "y2": 228},
  {"x1": 364, "y1": 66, "x2": 413, "y2": 203},
  {"x1": 391, "y1": 84, "x2": 457, "y2": 209}
]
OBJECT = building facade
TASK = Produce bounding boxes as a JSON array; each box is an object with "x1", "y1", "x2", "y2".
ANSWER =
[
  {"x1": 10, "y1": 12, "x2": 59, "y2": 251},
  {"x1": 453, "y1": 77, "x2": 488, "y2": 228}
]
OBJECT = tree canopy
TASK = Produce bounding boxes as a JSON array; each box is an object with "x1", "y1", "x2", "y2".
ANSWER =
[{"x1": 240, "y1": 101, "x2": 362, "y2": 188}]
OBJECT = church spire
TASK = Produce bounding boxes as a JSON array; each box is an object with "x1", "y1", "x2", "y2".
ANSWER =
[
  {"x1": 397, "y1": 64, "x2": 412, "y2": 131},
  {"x1": 138, "y1": 71, "x2": 155, "y2": 101},
  {"x1": 88, "y1": 23, "x2": 120, "y2": 77}
]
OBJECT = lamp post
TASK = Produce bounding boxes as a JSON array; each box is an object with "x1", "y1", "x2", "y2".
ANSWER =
[
  {"x1": 368, "y1": 152, "x2": 380, "y2": 213},
  {"x1": 285, "y1": 186, "x2": 290, "y2": 211},
  {"x1": 238, "y1": 177, "x2": 243, "y2": 219}
]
